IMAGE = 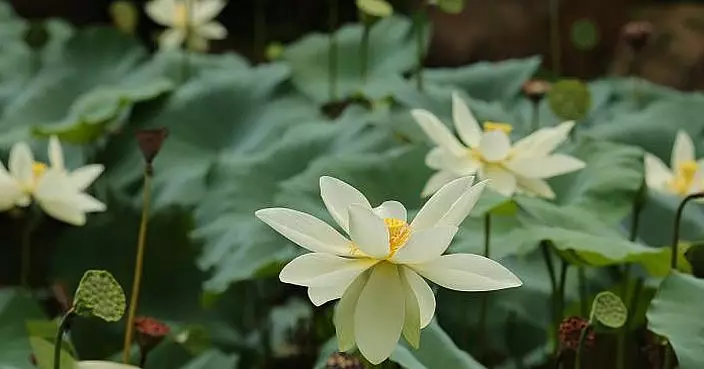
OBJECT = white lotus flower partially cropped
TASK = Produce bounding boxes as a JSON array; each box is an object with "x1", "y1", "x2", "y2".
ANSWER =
[
  {"x1": 644, "y1": 130, "x2": 704, "y2": 196},
  {"x1": 76, "y1": 361, "x2": 141, "y2": 369},
  {"x1": 145, "y1": 0, "x2": 227, "y2": 51},
  {"x1": 255, "y1": 176, "x2": 521, "y2": 364},
  {"x1": 0, "y1": 136, "x2": 106, "y2": 226},
  {"x1": 412, "y1": 92, "x2": 586, "y2": 198}
]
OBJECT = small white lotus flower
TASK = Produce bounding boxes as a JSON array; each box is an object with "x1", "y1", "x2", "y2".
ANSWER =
[
  {"x1": 145, "y1": 0, "x2": 227, "y2": 51},
  {"x1": 411, "y1": 92, "x2": 586, "y2": 198},
  {"x1": 0, "y1": 136, "x2": 106, "y2": 226},
  {"x1": 645, "y1": 130, "x2": 704, "y2": 196},
  {"x1": 255, "y1": 176, "x2": 522, "y2": 364},
  {"x1": 75, "y1": 361, "x2": 141, "y2": 369}
]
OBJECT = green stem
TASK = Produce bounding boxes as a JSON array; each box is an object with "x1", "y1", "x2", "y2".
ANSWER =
[
  {"x1": 122, "y1": 168, "x2": 153, "y2": 363},
  {"x1": 574, "y1": 324, "x2": 591, "y2": 369},
  {"x1": 531, "y1": 101, "x2": 540, "y2": 132},
  {"x1": 557, "y1": 260, "x2": 568, "y2": 321},
  {"x1": 361, "y1": 18, "x2": 371, "y2": 82},
  {"x1": 671, "y1": 192, "x2": 704, "y2": 270},
  {"x1": 540, "y1": 241, "x2": 560, "y2": 356},
  {"x1": 549, "y1": 0, "x2": 561, "y2": 75},
  {"x1": 181, "y1": 0, "x2": 192, "y2": 82},
  {"x1": 577, "y1": 267, "x2": 588, "y2": 317},
  {"x1": 414, "y1": 1, "x2": 427, "y2": 91},
  {"x1": 479, "y1": 213, "x2": 491, "y2": 357},
  {"x1": 53, "y1": 308, "x2": 75, "y2": 369},
  {"x1": 663, "y1": 345, "x2": 673, "y2": 369},
  {"x1": 328, "y1": 0, "x2": 338, "y2": 101}
]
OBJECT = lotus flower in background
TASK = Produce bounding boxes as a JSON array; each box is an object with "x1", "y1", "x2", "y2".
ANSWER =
[
  {"x1": 255, "y1": 176, "x2": 522, "y2": 364},
  {"x1": 145, "y1": 0, "x2": 227, "y2": 51},
  {"x1": 0, "y1": 136, "x2": 105, "y2": 225},
  {"x1": 644, "y1": 130, "x2": 704, "y2": 196},
  {"x1": 76, "y1": 361, "x2": 141, "y2": 369},
  {"x1": 411, "y1": 92, "x2": 586, "y2": 198}
]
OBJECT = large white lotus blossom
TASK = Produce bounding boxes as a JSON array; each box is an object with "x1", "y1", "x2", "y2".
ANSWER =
[
  {"x1": 0, "y1": 136, "x2": 105, "y2": 226},
  {"x1": 145, "y1": 0, "x2": 227, "y2": 51},
  {"x1": 411, "y1": 92, "x2": 586, "y2": 198},
  {"x1": 76, "y1": 361, "x2": 141, "y2": 369},
  {"x1": 255, "y1": 176, "x2": 521, "y2": 364},
  {"x1": 645, "y1": 130, "x2": 704, "y2": 196}
]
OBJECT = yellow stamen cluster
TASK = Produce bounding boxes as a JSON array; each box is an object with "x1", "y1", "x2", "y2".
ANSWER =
[
  {"x1": 32, "y1": 162, "x2": 47, "y2": 179},
  {"x1": 173, "y1": 2, "x2": 190, "y2": 27},
  {"x1": 669, "y1": 160, "x2": 699, "y2": 195},
  {"x1": 384, "y1": 218, "x2": 411, "y2": 256},
  {"x1": 483, "y1": 121, "x2": 513, "y2": 134}
]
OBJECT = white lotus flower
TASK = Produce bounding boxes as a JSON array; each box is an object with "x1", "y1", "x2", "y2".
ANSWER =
[
  {"x1": 145, "y1": 0, "x2": 227, "y2": 51},
  {"x1": 75, "y1": 361, "x2": 141, "y2": 369},
  {"x1": 644, "y1": 130, "x2": 704, "y2": 196},
  {"x1": 411, "y1": 92, "x2": 586, "y2": 198},
  {"x1": 255, "y1": 176, "x2": 522, "y2": 364},
  {"x1": 0, "y1": 136, "x2": 106, "y2": 226}
]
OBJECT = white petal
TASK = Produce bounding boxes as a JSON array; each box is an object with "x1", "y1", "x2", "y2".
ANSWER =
[
  {"x1": 334, "y1": 270, "x2": 370, "y2": 351},
  {"x1": 354, "y1": 263, "x2": 405, "y2": 365},
  {"x1": 159, "y1": 28, "x2": 186, "y2": 49},
  {"x1": 145, "y1": 0, "x2": 178, "y2": 26},
  {"x1": 279, "y1": 253, "x2": 377, "y2": 288},
  {"x1": 401, "y1": 271, "x2": 421, "y2": 348},
  {"x1": 48, "y1": 136, "x2": 64, "y2": 171},
  {"x1": 192, "y1": 0, "x2": 226, "y2": 23},
  {"x1": 0, "y1": 163, "x2": 23, "y2": 211},
  {"x1": 479, "y1": 131, "x2": 511, "y2": 163},
  {"x1": 517, "y1": 177, "x2": 556, "y2": 199},
  {"x1": 412, "y1": 176, "x2": 474, "y2": 231},
  {"x1": 426, "y1": 147, "x2": 479, "y2": 175},
  {"x1": 320, "y1": 176, "x2": 371, "y2": 233},
  {"x1": 38, "y1": 198, "x2": 86, "y2": 226},
  {"x1": 9, "y1": 142, "x2": 34, "y2": 188},
  {"x1": 411, "y1": 109, "x2": 467, "y2": 157},
  {"x1": 506, "y1": 154, "x2": 585, "y2": 179},
  {"x1": 512, "y1": 121, "x2": 574, "y2": 157},
  {"x1": 197, "y1": 22, "x2": 227, "y2": 39},
  {"x1": 373, "y1": 201, "x2": 407, "y2": 222},
  {"x1": 452, "y1": 92, "x2": 482, "y2": 148},
  {"x1": 308, "y1": 285, "x2": 346, "y2": 306},
  {"x1": 410, "y1": 254, "x2": 522, "y2": 291},
  {"x1": 391, "y1": 226, "x2": 458, "y2": 264},
  {"x1": 34, "y1": 168, "x2": 73, "y2": 199},
  {"x1": 72, "y1": 193, "x2": 106, "y2": 213},
  {"x1": 401, "y1": 267, "x2": 435, "y2": 328},
  {"x1": 484, "y1": 165, "x2": 517, "y2": 197},
  {"x1": 348, "y1": 205, "x2": 390, "y2": 259},
  {"x1": 434, "y1": 180, "x2": 487, "y2": 228},
  {"x1": 70, "y1": 165, "x2": 104, "y2": 191},
  {"x1": 688, "y1": 168, "x2": 704, "y2": 193},
  {"x1": 672, "y1": 130, "x2": 696, "y2": 169},
  {"x1": 255, "y1": 208, "x2": 351, "y2": 255},
  {"x1": 644, "y1": 153, "x2": 673, "y2": 191},
  {"x1": 421, "y1": 170, "x2": 460, "y2": 198}
]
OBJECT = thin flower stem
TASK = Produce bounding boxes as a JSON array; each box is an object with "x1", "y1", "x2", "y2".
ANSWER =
[
  {"x1": 671, "y1": 192, "x2": 704, "y2": 270},
  {"x1": 577, "y1": 267, "x2": 588, "y2": 317},
  {"x1": 20, "y1": 208, "x2": 42, "y2": 290},
  {"x1": 557, "y1": 260, "x2": 568, "y2": 321},
  {"x1": 531, "y1": 101, "x2": 540, "y2": 132},
  {"x1": 53, "y1": 308, "x2": 75, "y2": 369},
  {"x1": 574, "y1": 324, "x2": 591, "y2": 369},
  {"x1": 122, "y1": 168, "x2": 153, "y2": 364},
  {"x1": 328, "y1": 0, "x2": 338, "y2": 101},
  {"x1": 414, "y1": 2, "x2": 426, "y2": 91},
  {"x1": 479, "y1": 213, "x2": 492, "y2": 357},
  {"x1": 361, "y1": 19, "x2": 371, "y2": 82},
  {"x1": 549, "y1": 0, "x2": 561, "y2": 75},
  {"x1": 663, "y1": 345, "x2": 673, "y2": 369},
  {"x1": 540, "y1": 241, "x2": 560, "y2": 356}
]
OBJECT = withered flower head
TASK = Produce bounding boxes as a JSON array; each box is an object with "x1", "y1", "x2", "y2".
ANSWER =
[
  {"x1": 621, "y1": 21, "x2": 653, "y2": 51},
  {"x1": 522, "y1": 79, "x2": 552, "y2": 103},
  {"x1": 135, "y1": 128, "x2": 169, "y2": 166},
  {"x1": 134, "y1": 316, "x2": 170, "y2": 352},
  {"x1": 325, "y1": 352, "x2": 364, "y2": 369},
  {"x1": 558, "y1": 316, "x2": 595, "y2": 351}
]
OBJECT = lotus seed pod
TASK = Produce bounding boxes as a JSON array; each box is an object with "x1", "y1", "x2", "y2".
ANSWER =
[
  {"x1": 548, "y1": 79, "x2": 591, "y2": 121},
  {"x1": 325, "y1": 352, "x2": 364, "y2": 369},
  {"x1": 73, "y1": 270, "x2": 126, "y2": 322},
  {"x1": 558, "y1": 316, "x2": 595, "y2": 351}
]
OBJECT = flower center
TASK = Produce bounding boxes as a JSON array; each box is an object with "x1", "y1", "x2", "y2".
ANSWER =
[
  {"x1": 669, "y1": 160, "x2": 699, "y2": 195},
  {"x1": 22, "y1": 161, "x2": 48, "y2": 192},
  {"x1": 384, "y1": 218, "x2": 411, "y2": 256},
  {"x1": 483, "y1": 121, "x2": 513, "y2": 134},
  {"x1": 173, "y1": 2, "x2": 190, "y2": 27}
]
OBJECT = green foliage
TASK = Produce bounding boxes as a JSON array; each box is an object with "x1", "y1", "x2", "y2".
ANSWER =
[
  {"x1": 356, "y1": 0, "x2": 394, "y2": 17},
  {"x1": 29, "y1": 337, "x2": 76, "y2": 369}
]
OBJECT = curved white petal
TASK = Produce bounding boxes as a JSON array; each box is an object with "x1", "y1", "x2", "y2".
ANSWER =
[
  {"x1": 400, "y1": 267, "x2": 435, "y2": 328},
  {"x1": 512, "y1": 121, "x2": 574, "y2": 157},
  {"x1": 279, "y1": 253, "x2": 377, "y2": 287},
  {"x1": 517, "y1": 177, "x2": 556, "y2": 199},
  {"x1": 320, "y1": 176, "x2": 371, "y2": 233},
  {"x1": 0, "y1": 163, "x2": 23, "y2": 211},
  {"x1": 348, "y1": 205, "x2": 390, "y2": 259},
  {"x1": 425, "y1": 147, "x2": 479, "y2": 175},
  {"x1": 354, "y1": 263, "x2": 405, "y2": 365},
  {"x1": 70, "y1": 164, "x2": 104, "y2": 191},
  {"x1": 334, "y1": 270, "x2": 370, "y2": 351},
  {"x1": 391, "y1": 226, "x2": 457, "y2": 264},
  {"x1": 38, "y1": 198, "x2": 86, "y2": 226},
  {"x1": 9, "y1": 142, "x2": 34, "y2": 188},
  {"x1": 48, "y1": 136, "x2": 64, "y2": 171},
  {"x1": 672, "y1": 130, "x2": 696, "y2": 169},
  {"x1": 255, "y1": 208, "x2": 351, "y2": 255},
  {"x1": 159, "y1": 28, "x2": 186, "y2": 49},
  {"x1": 145, "y1": 0, "x2": 178, "y2": 26},
  {"x1": 412, "y1": 176, "x2": 474, "y2": 231},
  {"x1": 197, "y1": 22, "x2": 227, "y2": 39},
  {"x1": 478, "y1": 131, "x2": 511, "y2": 163},
  {"x1": 484, "y1": 165, "x2": 517, "y2": 197},
  {"x1": 451, "y1": 92, "x2": 482, "y2": 148},
  {"x1": 421, "y1": 170, "x2": 461, "y2": 198},
  {"x1": 434, "y1": 180, "x2": 487, "y2": 228},
  {"x1": 373, "y1": 201, "x2": 407, "y2": 222},
  {"x1": 507, "y1": 154, "x2": 585, "y2": 179},
  {"x1": 644, "y1": 153, "x2": 673, "y2": 191},
  {"x1": 308, "y1": 285, "x2": 346, "y2": 306},
  {"x1": 72, "y1": 193, "x2": 106, "y2": 213},
  {"x1": 410, "y1": 254, "x2": 522, "y2": 292},
  {"x1": 192, "y1": 0, "x2": 226, "y2": 23},
  {"x1": 411, "y1": 109, "x2": 467, "y2": 157}
]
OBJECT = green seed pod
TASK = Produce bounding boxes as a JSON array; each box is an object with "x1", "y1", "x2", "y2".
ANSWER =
[
  {"x1": 548, "y1": 79, "x2": 592, "y2": 121},
  {"x1": 590, "y1": 291, "x2": 627, "y2": 329},
  {"x1": 73, "y1": 270, "x2": 127, "y2": 322}
]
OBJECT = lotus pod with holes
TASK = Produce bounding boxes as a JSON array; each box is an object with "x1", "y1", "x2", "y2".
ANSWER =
[
  {"x1": 548, "y1": 79, "x2": 591, "y2": 121},
  {"x1": 591, "y1": 291, "x2": 628, "y2": 328},
  {"x1": 73, "y1": 270, "x2": 126, "y2": 322}
]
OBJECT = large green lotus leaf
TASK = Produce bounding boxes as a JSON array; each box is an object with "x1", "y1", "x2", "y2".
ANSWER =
[
  {"x1": 424, "y1": 56, "x2": 541, "y2": 102},
  {"x1": 647, "y1": 272, "x2": 704, "y2": 369},
  {"x1": 102, "y1": 62, "x2": 314, "y2": 210},
  {"x1": 29, "y1": 337, "x2": 76, "y2": 369},
  {"x1": 180, "y1": 350, "x2": 239, "y2": 369},
  {"x1": 0, "y1": 288, "x2": 45, "y2": 369},
  {"x1": 192, "y1": 109, "x2": 392, "y2": 291},
  {"x1": 283, "y1": 16, "x2": 420, "y2": 103}
]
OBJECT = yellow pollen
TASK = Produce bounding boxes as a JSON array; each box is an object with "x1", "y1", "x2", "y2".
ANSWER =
[
  {"x1": 384, "y1": 218, "x2": 411, "y2": 256},
  {"x1": 669, "y1": 160, "x2": 699, "y2": 195},
  {"x1": 483, "y1": 121, "x2": 513, "y2": 134},
  {"x1": 173, "y1": 2, "x2": 190, "y2": 27},
  {"x1": 32, "y1": 162, "x2": 47, "y2": 180}
]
